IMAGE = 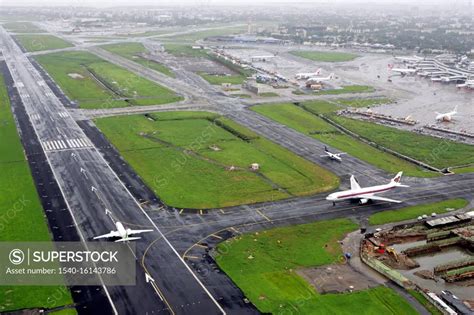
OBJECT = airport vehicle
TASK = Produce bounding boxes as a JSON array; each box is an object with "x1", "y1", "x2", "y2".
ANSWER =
[
  {"x1": 295, "y1": 68, "x2": 322, "y2": 79},
  {"x1": 320, "y1": 146, "x2": 346, "y2": 162},
  {"x1": 435, "y1": 106, "x2": 458, "y2": 122},
  {"x1": 305, "y1": 73, "x2": 334, "y2": 84},
  {"x1": 94, "y1": 221, "x2": 153, "y2": 242},
  {"x1": 326, "y1": 172, "x2": 408, "y2": 205}
]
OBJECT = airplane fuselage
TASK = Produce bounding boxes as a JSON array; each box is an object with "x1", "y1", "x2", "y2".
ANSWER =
[
  {"x1": 326, "y1": 182, "x2": 397, "y2": 202},
  {"x1": 116, "y1": 222, "x2": 127, "y2": 238}
]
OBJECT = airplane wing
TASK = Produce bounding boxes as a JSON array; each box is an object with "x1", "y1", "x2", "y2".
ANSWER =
[
  {"x1": 360, "y1": 195, "x2": 402, "y2": 203},
  {"x1": 127, "y1": 229, "x2": 154, "y2": 236},
  {"x1": 93, "y1": 230, "x2": 120, "y2": 239},
  {"x1": 336, "y1": 153, "x2": 347, "y2": 156},
  {"x1": 350, "y1": 175, "x2": 361, "y2": 190}
]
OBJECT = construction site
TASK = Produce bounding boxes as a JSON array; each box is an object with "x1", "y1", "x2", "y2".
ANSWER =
[{"x1": 362, "y1": 212, "x2": 474, "y2": 313}]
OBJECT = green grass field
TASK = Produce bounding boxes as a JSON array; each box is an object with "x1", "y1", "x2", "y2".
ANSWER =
[
  {"x1": 35, "y1": 51, "x2": 182, "y2": 109},
  {"x1": 259, "y1": 92, "x2": 279, "y2": 97},
  {"x1": 96, "y1": 111, "x2": 338, "y2": 208},
  {"x1": 451, "y1": 166, "x2": 474, "y2": 174},
  {"x1": 290, "y1": 50, "x2": 358, "y2": 62},
  {"x1": 368, "y1": 199, "x2": 469, "y2": 225},
  {"x1": 163, "y1": 44, "x2": 210, "y2": 58},
  {"x1": 216, "y1": 218, "x2": 417, "y2": 314},
  {"x1": 15, "y1": 34, "x2": 72, "y2": 52},
  {"x1": 101, "y1": 42, "x2": 174, "y2": 77},
  {"x1": 3, "y1": 21, "x2": 44, "y2": 33},
  {"x1": 252, "y1": 102, "x2": 437, "y2": 177},
  {"x1": 198, "y1": 72, "x2": 246, "y2": 85},
  {"x1": 336, "y1": 97, "x2": 393, "y2": 108},
  {"x1": 316, "y1": 85, "x2": 374, "y2": 95},
  {"x1": 330, "y1": 115, "x2": 474, "y2": 169},
  {"x1": 160, "y1": 26, "x2": 246, "y2": 41},
  {"x1": 408, "y1": 290, "x2": 443, "y2": 315},
  {"x1": 0, "y1": 73, "x2": 74, "y2": 312}
]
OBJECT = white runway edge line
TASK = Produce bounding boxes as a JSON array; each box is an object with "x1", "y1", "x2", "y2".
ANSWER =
[
  {"x1": 98, "y1": 129, "x2": 228, "y2": 315},
  {"x1": 6, "y1": 59, "x2": 119, "y2": 315},
  {"x1": 6, "y1": 33, "x2": 224, "y2": 312}
]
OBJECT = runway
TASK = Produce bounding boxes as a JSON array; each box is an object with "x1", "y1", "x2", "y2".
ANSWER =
[
  {"x1": 1, "y1": 27, "x2": 226, "y2": 315},
  {"x1": 2, "y1": 26, "x2": 474, "y2": 315}
]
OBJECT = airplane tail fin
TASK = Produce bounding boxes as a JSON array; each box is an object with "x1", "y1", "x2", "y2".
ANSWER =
[
  {"x1": 115, "y1": 236, "x2": 141, "y2": 242},
  {"x1": 391, "y1": 171, "x2": 409, "y2": 187},
  {"x1": 324, "y1": 146, "x2": 329, "y2": 152}
]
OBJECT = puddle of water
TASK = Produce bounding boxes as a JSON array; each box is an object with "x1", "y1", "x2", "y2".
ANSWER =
[
  {"x1": 391, "y1": 239, "x2": 426, "y2": 252},
  {"x1": 397, "y1": 246, "x2": 473, "y2": 299}
]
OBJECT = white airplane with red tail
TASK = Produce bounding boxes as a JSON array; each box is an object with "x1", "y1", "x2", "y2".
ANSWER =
[
  {"x1": 295, "y1": 68, "x2": 322, "y2": 79},
  {"x1": 326, "y1": 172, "x2": 408, "y2": 205}
]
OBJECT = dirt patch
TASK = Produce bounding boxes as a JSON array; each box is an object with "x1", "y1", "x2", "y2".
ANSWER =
[
  {"x1": 67, "y1": 73, "x2": 84, "y2": 79},
  {"x1": 297, "y1": 263, "x2": 378, "y2": 294}
]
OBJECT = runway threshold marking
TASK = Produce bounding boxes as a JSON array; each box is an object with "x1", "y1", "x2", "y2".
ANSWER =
[{"x1": 255, "y1": 209, "x2": 271, "y2": 222}]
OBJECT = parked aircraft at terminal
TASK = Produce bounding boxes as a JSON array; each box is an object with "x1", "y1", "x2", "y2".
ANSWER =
[
  {"x1": 305, "y1": 73, "x2": 334, "y2": 84},
  {"x1": 295, "y1": 68, "x2": 322, "y2": 79}
]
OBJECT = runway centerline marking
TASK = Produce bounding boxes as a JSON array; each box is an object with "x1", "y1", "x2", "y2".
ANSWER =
[{"x1": 255, "y1": 208, "x2": 271, "y2": 222}]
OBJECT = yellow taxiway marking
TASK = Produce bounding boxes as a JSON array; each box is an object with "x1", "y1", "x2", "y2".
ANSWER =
[
  {"x1": 184, "y1": 255, "x2": 200, "y2": 260},
  {"x1": 210, "y1": 234, "x2": 222, "y2": 240},
  {"x1": 255, "y1": 209, "x2": 271, "y2": 222}
]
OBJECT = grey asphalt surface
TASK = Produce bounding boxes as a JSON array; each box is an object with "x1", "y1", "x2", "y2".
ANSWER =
[
  {"x1": 1, "y1": 27, "x2": 226, "y2": 315},
  {"x1": 3, "y1": 27, "x2": 474, "y2": 315}
]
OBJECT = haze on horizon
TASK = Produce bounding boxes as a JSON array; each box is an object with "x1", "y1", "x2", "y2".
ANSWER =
[{"x1": 0, "y1": 0, "x2": 468, "y2": 7}]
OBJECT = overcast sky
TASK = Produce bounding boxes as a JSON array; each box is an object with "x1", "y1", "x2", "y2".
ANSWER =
[{"x1": 0, "y1": 0, "x2": 464, "y2": 7}]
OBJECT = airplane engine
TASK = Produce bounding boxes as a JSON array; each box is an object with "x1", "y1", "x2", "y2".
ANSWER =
[{"x1": 359, "y1": 199, "x2": 369, "y2": 204}]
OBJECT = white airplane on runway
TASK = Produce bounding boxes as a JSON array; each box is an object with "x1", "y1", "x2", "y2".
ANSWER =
[
  {"x1": 435, "y1": 106, "x2": 458, "y2": 122},
  {"x1": 295, "y1": 68, "x2": 322, "y2": 79},
  {"x1": 94, "y1": 221, "x2": 153, "y2": 242},
  {"x1": 326, "y1": 172, "x2": 408, "y2": 206},
  {"x1": 305, "y1": 73, "x2": 334, "y2": 84},
  {"x1": 320, "y1": 146, "x2": 346, "y2": 162}
]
